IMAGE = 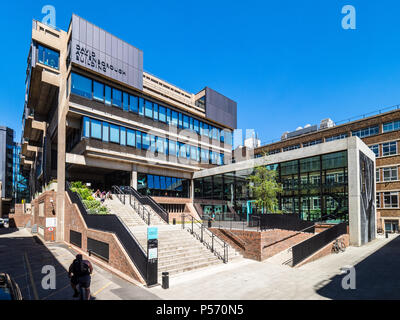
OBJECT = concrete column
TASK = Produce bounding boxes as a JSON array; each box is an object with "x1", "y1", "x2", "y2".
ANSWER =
[
  {"x1": 0, "y1": 181, "x2": 2, "y2": 217},
  {"x1": 56, "y1": 108, "x2": 66, "y2": 242},
  {"x1": 190, "y1": 179, "x2": 194, "y2": 200},
  {"x1": 130, "y1": 170, "x2": 137, "y2": 190}
]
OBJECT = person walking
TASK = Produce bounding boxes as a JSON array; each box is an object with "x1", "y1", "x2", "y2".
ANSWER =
[{"x1": 68, "y1": 254, "x2": 93, "y2": 300}]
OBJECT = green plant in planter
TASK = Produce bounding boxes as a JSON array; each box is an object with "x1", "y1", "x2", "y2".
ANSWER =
[{"x1": 70, "y1": 181, "x2": 109, "y2": 214}]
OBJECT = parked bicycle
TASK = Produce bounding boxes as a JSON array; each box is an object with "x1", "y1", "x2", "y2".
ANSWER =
[{"x1": 332, "y1": 238, "x2": 346, "y2": 253}]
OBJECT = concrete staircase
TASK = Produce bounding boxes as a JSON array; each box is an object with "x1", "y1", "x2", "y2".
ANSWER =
[
  {"x1": 143, "y1": 204, "x2": 167, "y2": 226},
  {"x1": 131, "y1": 225, "x2": 241, "y2": 278},
  {"x1": 104, "y1": 197, "x2": 146, "y2": 227}
]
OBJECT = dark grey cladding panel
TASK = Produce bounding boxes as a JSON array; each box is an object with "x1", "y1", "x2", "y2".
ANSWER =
[
  {"x1": 287, "y1": 125, "x2": 318, "y2": 139},
  {"x1": 70, "y1": 14, "x2": 143, "y2": 90},
  {"x1": 205, "y1": 87, "x2": 237, "y2": 129}
]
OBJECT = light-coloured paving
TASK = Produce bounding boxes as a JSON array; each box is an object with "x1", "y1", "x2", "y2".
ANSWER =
[{"x1": 147, "y1": 234, "x2": 399, "y2": 300}]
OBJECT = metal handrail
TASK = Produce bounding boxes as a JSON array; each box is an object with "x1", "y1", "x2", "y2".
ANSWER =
[
  {"x1": 181, "y1": 213, "x2": 229, "y2": 263},
  {"x1": 112, "y1": 185, "x2": 125, "y2": 205}
]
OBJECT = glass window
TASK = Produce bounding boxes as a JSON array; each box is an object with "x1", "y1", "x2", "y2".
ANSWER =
[
  {"x1": 71, "y1": 73, "x2": 92, "y2": 99},
  {"x1": 326, "y1": 133, "x2": 348, "y2": 142},
  {"x1": 383, "y1": 120, "x2": 400, "y2": 133},
  {"x1": 376, "y1": 169, "x2": 380, "y2": 182},
  {"x1": 166, "y1": 108, "x2": 171, "y2": 124},
  {"x1": 382, "y1": 142, "x2": 397, "y2": 156},
  {"x1": 83, "y1": 117, "x2": 90, "y2": 137},
  {"x1": 91, "y1": 119, "x2": 102, "y2": 139},
  {"x1": 193, "y1": 119, "x2": 199, "y2": 134},
  {"x1": 153, "y1": 103, "x2": 159, "y2": 121},
  {"x1": 159, "y1": 106, "x2": 166, "y2": 122},
  {"x1": 202, "y1": 123, "x2": 209, "y2": 137},
  {"x1": 112, "y1": 88, "x2": 122, "y2": 107},
  {"x1": 127, "y1": 129, "x2": 136, "y2": 147},
  {"x1": 123, "y1": 92, "x2": 129, "y2": 111},
  {"x1": 142, "y1": 133, "x2": 150, "y2": 150},
  {"x1": 136, "y1": 131, "x2": 142, "y2": 149},
  {"x1": 157, "y1": 137, "x2": 164, "y2": 153},
  {"x1": 169, "y1": 140, "x2": 176, "y2": 157},
  {"x1": 150, "y1": 135, "x2": 156, "y2": 152},
  {"x1": 300, "y1": 156, "x2": 320, "y2": 172},
  {"x1": 145, "y1": 100, "x2": 153, "y2": 118},
  {"x1": 322, "y1": 151, "x2": 347, "y2": 170},
  {"x1": 178, "y1": 113, "x2": 183, "y2": 128},
  {"x1": 171, "y1": 111, "x2": 178, "y2": 127},
  {"x1": 120, "y1": 127, "x2": 126, "y2": 146},
  {"x1": 38, "y1": 44, "x2": 59, "y2": 69},
  {"x1": 179, "y1": 143, "x2": 186, "y2": 158},
  {"x1": 352, "y1": 126, "x2": 379, "y2": 138},
  {"x1": 383, "y1": 167, "x2": 398, "y2": 181},
  {"x1": 93, "y1": 81, "x2": 104, "y2": 102},
  {"x1": 102, "y1": 122, "x2": 109, "y2": 142},
  {"x1": 190, "y1": 145, "x2": 197, "y2": 161},
  {"x1": 138, "y1": 98, "x2": 144, "y2": 116},
  {"x1": 110, "y1": 124, "x2": 120, "y2": 143},
  {"x1": 370, "y1": 144, "x2": 379, "y2": 157},
  {"x1": 105, "y1": 86, "x2": 112, "y2": 105},
  {"x1": 183, "y1": 115, "x2": 189, "y2": 129},
  {"x1": 384, "y1": 192, "x2": 399, "y2": 208},
  {"x1": 130, "y1": 95, "x2": 138, "y2": 113}
]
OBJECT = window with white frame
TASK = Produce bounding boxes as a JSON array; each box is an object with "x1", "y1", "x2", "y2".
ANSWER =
[
  {"x1": 370, "y1": 144, "x2": 379, "y2": 157},
  {"x1": 376, "y1": 193, "x2": 381, "y2": 208},
  {"x1": 383, "y1": 167, "x2": 398, "y2": 182},
  {"x1": 376, "y1": 169, "x2": 380, "y2": 182},
  {"x1": 382, "y1": 141, "x2": 397, "y2": 156},
  {"x1": 383, "y1": 192, "x2": 399, "y2": 208}
]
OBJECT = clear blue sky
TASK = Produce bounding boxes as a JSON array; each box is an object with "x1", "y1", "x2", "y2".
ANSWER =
[{"x1": 2, "y1": 0, "x2": 400, "y2": 146}]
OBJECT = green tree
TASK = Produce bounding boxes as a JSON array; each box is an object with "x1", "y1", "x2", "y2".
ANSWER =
[{"x1": 248, "y1": 166, "x2": 283, "y2": 213}]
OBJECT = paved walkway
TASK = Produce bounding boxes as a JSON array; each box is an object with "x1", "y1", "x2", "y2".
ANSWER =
[
  {"x1": 147, "y1": 234, "x2": 400, "y2": 300},
  {"x1": 2, "y1": 228, "x2": 398, "y2": 300},
  {"x1": 0, "y1": 228, "x2": 159, "y2": 300}
]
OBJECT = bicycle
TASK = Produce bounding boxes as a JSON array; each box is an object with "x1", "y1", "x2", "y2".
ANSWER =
[{"x1": 332, "y1": 238, "x2": 346, "y2": 253}]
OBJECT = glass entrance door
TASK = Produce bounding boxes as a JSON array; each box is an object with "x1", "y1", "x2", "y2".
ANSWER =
[{"x1": 385, "y1": 220, "x2": 399, "y2": 233}]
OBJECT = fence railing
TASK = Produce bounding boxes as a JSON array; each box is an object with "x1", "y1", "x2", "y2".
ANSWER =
[
  {"x1": 67, "y1": 182, "x2": 150, "y2": 284},
  {"x1": 121, "y1": 186, "x2": 169, "y2": 224},
  {"x1": 291, "y1": 222, "x2": 348, "y2": 266},
  {"x1": 181, "y1": 214, "x2": 229, "y2": 263},
  {"x1": 202, "y1": 213, "x2": 262, "y2": 232}
]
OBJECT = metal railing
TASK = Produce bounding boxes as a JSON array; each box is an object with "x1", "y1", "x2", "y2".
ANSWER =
[
  {"x1": 112, "y1": 185, "x2": 152, "y2": 225},
  {"x1": 121, "y1": 186, "x2": 169, "y2": 224},
  {"x1": 67, "y1": 182, "x2": 150, "y2": 284},
  {"x1": 181, "y1": 214, "x2": 229, "y2": 263}
]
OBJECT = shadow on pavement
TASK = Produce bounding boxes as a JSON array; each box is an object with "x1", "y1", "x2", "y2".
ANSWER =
[
  {"x1": 0, "y1": 231, "x2": 72, "y2": 300},
  {"x1": 317, "y1": 235, "x2": 400, "y2": 299}
]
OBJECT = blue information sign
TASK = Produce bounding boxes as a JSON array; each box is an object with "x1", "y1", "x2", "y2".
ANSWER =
[{"x1": 147, "y1": 227, "x2": 158, "y2": 240}]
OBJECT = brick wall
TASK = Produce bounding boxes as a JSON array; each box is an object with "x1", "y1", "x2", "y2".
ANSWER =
[
  {"x1": 295, "y1": 234, "x2": 350, "y2": 267},
  {"x1": 30, "y1": 191, "x2": 57, "y2": 242},
  {"x1": 9, "y1": 204, "x2": 32, "y2": 228},
  {"x1": 210, "y1": 228, "x2": 314, "y2": 261},
  {"x1": 64, "y1": 192, "x2": 145, "y2": 284}
]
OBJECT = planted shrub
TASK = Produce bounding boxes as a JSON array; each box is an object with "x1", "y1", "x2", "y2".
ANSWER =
[{"x1": 70, "y1": 181, "x2": 109, "y2": 215}]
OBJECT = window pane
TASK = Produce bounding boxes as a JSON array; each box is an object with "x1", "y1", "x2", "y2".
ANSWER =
[
  {"x1": 93, "y1": 81, "x2": 104, "y2": 102},
  {"x1": 171, "y1": 111, "x2": 178, "y2": 127},
  {"x1": 110, "y1": 124, "x2": 120, "y2": 143},
  {"x1": 120, "y1": 127, "x2": 126, "y2": 146},
  {"x1": 138, "y1": 98, "x2": 144, "y2": 116},
  {"x1": 136, "y1": 131, "x2": 142, "y2": 149},
  {"x1": 166, "y1": 108, "x2": 171, "y2": 124},
  {"x1": 178, "y1": 113, "x2": 183, "y2": 128},
  {"x1": 145, "y1": 100, "x2": 153, "y2": 118},
  {"x1": 194, "y1": 119, "x2": 199, "y2": 134},
  {"x1": 83, "y1": 117, "x2": 90, "y2": 137},
  {"x1": 71, "y1": 73, "x2": 92, "y2": 99},
  {"x1": 183, "y1": 115, "x2": 189, "y2": 129},
  {"x1": 112, "y1": 88, "x2": 122, "y2": 107},
  {"x1": 105, "y1": 86, "x2": 111, "y2": 105},
  {"x1": 127, "y1": 129, "x2": 136, "y2": 147},
  {"x1": 169, "y1": 140, "x2": 176, "y2": 157},
  {"x1": 38, "y1": 45, "x2": 59, "y2": 69},
  {"x1": 130, "y1": 95, "x2": 138, "y2": 113},
  {"x1": 153, "y1": 103, "x2": 159, "y2": 121},
  {"x1": 142, "y1": 133, "x2": 150, "y2": 150},
  {"x1": 159, "y1": 106, "x2": 166, "y2": 122},
  {"x1": 102, "y1": 122, "x2": 109, "y2": 142},
  {"x1": 123, "y1": 92, "x2": 129, "y2": 111},
  {"x1": 91, "y1": 119, "x2": 102, "y2": 139}
]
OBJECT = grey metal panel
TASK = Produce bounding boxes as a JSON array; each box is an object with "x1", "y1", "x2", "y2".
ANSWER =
[
  {"x1": 287, "y1": 125, "x2": 318, "y2": 139},
  {"x1": 205, "y1": 87, "x2": 237, "y2": 129}
]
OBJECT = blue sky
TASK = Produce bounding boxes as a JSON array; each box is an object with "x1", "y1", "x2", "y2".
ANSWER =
[{"x1": 2, "y1": 0, "x2": 400, "y2": 146}]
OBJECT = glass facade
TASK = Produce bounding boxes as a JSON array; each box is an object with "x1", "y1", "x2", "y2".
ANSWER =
[
  {"x1": 352, "y1": 126, "x2": 379, "y2": 138},
  {"x1": 82, "y1": 117, "x2": 225, "y2": 165},
  {"x1": 194, "y1": 151, "x2": 349, "y2": 222},
  {"x1": 37, "y1": 44, "x2": 59, "y2": 70},
  {"x1": 70, "y1": 72, "x2": 233, "y2": 145},
  {"x1": 137, "y1": 173, "x2": 189, "y2": 198}
]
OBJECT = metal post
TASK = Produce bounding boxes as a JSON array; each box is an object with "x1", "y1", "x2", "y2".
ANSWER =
[
  {"x1": 211, "y1": 233, "x2": 214, "y2": 253},
  {"x1": 182, "y1": 214, "x2": 185, "y2": 229},
  {"x1": 201, "y1": 224, "x2": 204, "y2": 243},
  {"x1": 191, "y1": 216, "x2": 194, "y2": 234}
]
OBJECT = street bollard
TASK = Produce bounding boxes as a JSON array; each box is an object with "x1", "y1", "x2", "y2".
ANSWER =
[
  {"x1": 173, "y1": 218, "x2": 176, "y2": 225},
  {"x1": 386, "y1": 232, "x2": 389, "y2": 238},
  {"x1": 162, "y1": 272, "x2": 169, "y2": 289}
]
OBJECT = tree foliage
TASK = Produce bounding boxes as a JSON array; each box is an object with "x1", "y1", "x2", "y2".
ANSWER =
[{"x1": 248, "y1": 166, "x2": 283, "y2": 213}]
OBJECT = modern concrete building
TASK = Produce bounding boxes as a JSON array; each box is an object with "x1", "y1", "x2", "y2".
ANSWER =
[
  {"x1": 0, "y1": 127, "x2": 16, "y2": 215},
  {"x1": 20, "y1": 15, "x2": 236, "y2": 241},
  {"x1": 255, "y1": 108, "x2": 400, "y2": 233}
]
